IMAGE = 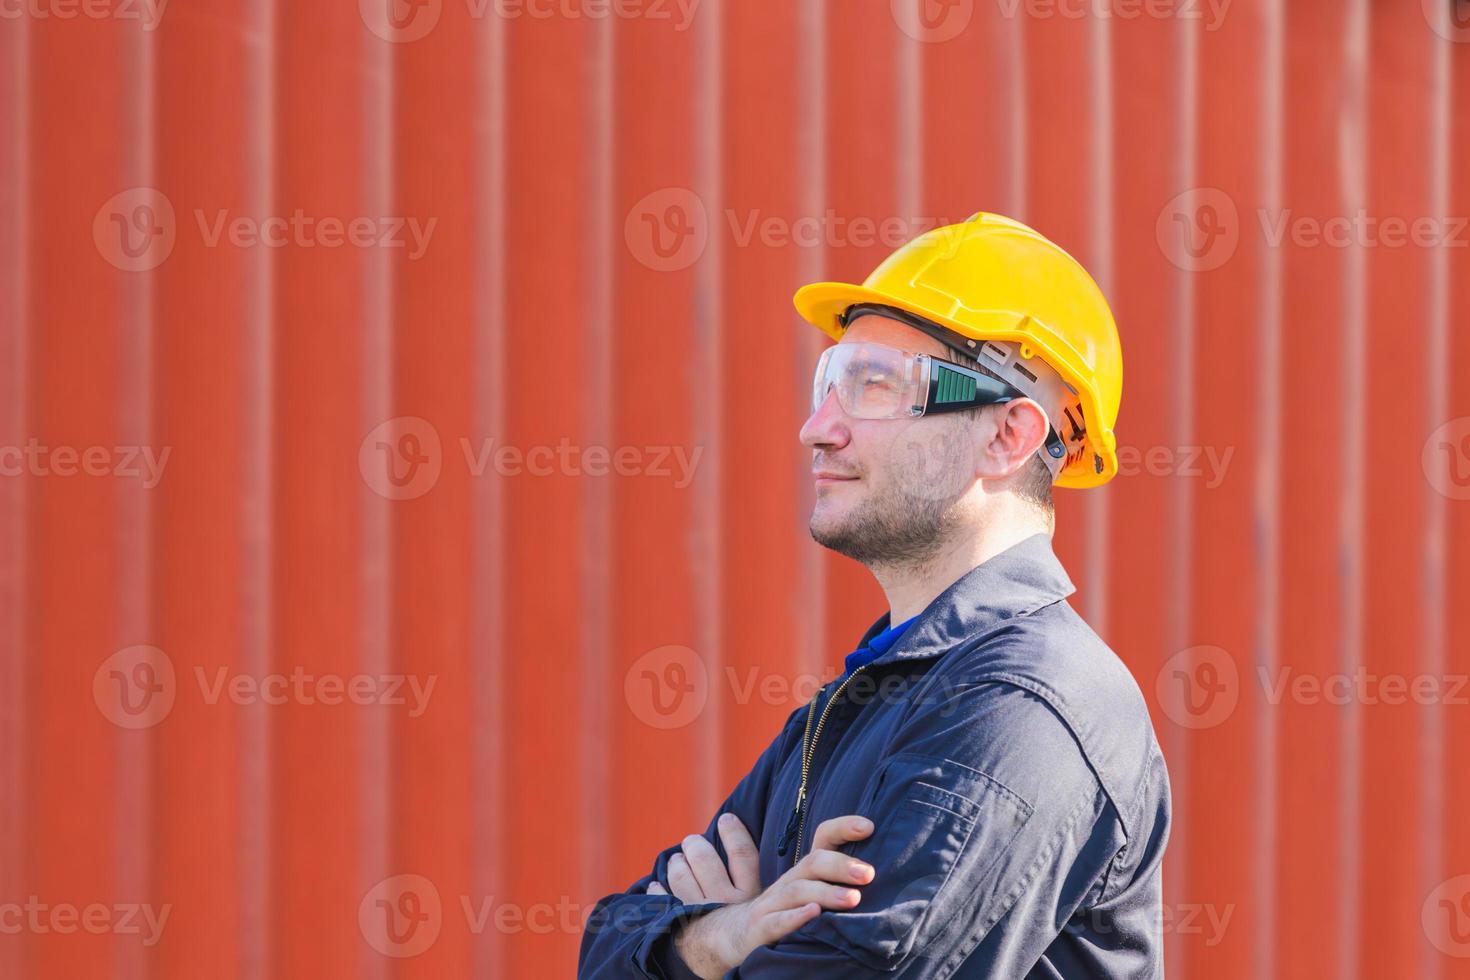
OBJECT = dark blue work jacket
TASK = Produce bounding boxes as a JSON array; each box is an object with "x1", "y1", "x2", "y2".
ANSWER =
[{"x1": 579, "y1": 532, "x2": 1172, "y2": 978}]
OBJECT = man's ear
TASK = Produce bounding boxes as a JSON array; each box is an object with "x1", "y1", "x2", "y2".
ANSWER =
[{"x1": 975, "y1": 399, "x2": 1049, "y2": 480}]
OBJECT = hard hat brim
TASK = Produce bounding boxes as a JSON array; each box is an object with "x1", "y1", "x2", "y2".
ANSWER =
[{"x1": 793, "y1": 281, "x2": 1118, "y2": 489}]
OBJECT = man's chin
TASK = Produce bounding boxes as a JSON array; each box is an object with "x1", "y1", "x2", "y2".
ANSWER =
[{"x1": 808, "y1": 509, "x2": 864, "y2": 559}]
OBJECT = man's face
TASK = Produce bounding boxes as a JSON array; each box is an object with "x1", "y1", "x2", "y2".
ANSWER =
[{"x1": 799, "y1": 314, "x2": 985, "y2": 566}]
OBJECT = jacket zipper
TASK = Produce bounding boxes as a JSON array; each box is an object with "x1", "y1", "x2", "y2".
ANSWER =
[{"x1": 777, "y1": 664, "x2": 871, "y2": 861}]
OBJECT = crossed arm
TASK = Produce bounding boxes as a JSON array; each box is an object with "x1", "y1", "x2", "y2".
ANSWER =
[
  {"x1": 644, "y1": 812, "x2": 879, "y2": 979},
  {"x1": 577, "y1": 681, "x2": 1108, "y2": 979}
]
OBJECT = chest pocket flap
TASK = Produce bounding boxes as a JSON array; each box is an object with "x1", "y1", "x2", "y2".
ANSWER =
[{"x1": 801, "y1": 752, "x2": 1035, "y2": 972}]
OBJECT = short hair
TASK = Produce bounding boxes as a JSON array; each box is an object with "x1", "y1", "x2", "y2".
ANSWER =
[{"x1": 932, "y1": 344, "x2": 1056, "y2": 518}]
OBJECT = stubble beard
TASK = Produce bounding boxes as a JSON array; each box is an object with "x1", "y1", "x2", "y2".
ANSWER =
[{"x1": 809, "y1": 471, "x2": 963, "y2": 569}]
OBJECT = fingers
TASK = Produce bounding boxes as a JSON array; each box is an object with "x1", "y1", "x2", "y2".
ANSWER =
[
  {"x1": 667, "y1": 852, "x2": 707, "y2": 903},
  {"x1": 646, "y1": 881, "x2": 668, "y2": 895},
  {"x1": 772, "y1": 877, "x2": 864, "y2": 912},
  {"x1": 680, "y1": 833, "x2": 732, "y2": 899},
  {"x1": 794, "y1": 848, "x2": 875, "y2": 887},
  {"x1": 809, "y1": 814, "x2": 875, "y2": 854},
  {"x1": 748, "y1": 901, "x2": 821, "y2": 948},
  {"x1": 715, "y1": 813, "x2": 761, "y2": 897},
  {"x1": 743, "y1": 879, "x2": 862, "y2": 949}
]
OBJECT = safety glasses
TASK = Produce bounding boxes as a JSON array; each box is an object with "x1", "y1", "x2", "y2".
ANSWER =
[{"x1": 811, "y1": 341, "x2": 1067, "y2": 460}]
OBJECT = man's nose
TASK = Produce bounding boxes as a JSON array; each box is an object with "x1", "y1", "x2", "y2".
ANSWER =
[{"x1": 800, "y1": 390, "x2": 852, "y2": 450}]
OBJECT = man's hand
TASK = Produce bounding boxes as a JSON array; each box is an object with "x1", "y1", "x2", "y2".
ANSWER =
[
  {"x1": 670, "y1": 815, "x2": 877, "y2": 980},
  {"x1": 646, "y1": 812, "x2": 763, "y2": 905}
]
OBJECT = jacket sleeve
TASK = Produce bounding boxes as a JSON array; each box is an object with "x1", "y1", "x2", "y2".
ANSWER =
[
  {"x1": 577, "y1": 705, "x2": 806, "y2": 980},
  {"x1": 719, "y1": 680, "x2": 1109, "y2": 979}
]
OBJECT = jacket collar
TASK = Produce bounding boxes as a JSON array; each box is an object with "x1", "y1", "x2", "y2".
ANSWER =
[{"x1": 855, "y1": 531, "x2": 1076, "y2": 670}]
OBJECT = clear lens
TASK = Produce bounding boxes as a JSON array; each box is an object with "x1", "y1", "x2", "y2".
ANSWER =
[{"x1": 811, "y1": 343, "x2": 928, "y2": 419}]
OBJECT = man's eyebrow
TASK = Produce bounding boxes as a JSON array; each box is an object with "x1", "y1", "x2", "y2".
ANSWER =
[{"x1": 843, "y1": 352, "x2": 904, "y2": 375}]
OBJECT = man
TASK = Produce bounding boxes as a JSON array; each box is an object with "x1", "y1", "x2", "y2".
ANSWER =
[{"x1": 578, "y1": 213, "x2": 1171, "y2": 978}]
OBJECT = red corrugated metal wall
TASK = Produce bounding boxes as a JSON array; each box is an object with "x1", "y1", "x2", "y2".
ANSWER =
[{"x1": 2, "y1": 0, "x2": 1468, "y2": 976}]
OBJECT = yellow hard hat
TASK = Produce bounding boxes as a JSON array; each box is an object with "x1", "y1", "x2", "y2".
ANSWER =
[{"x1": 793, "y1": 212, "x2": 1122, "y2": 488}]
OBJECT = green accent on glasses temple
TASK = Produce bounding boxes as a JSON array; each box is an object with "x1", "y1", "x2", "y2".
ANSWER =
[{"x1": 934, "y1": 364, "x2": 978, "y2": 404}]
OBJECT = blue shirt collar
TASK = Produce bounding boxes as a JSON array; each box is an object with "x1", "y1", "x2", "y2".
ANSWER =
[{"x1": 842, "y1": 614, "x2": 919, "y2": 678}]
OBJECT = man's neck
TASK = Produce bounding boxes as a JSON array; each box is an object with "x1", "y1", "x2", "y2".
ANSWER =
[{"x1": 868, "y1": 513, "x2": 1050, "y2": 625}]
